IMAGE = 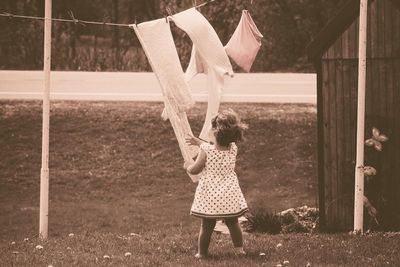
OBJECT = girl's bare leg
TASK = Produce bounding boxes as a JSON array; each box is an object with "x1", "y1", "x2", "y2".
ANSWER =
[{"x1": 197, "y1": 218, "x2": 217, "y2": 257}]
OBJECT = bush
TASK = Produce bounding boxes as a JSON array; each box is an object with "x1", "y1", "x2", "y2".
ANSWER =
[{"x1": 244, "y1": 206, "x2": 282, "y2": 234}]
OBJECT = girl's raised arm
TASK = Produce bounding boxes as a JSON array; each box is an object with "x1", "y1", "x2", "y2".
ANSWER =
[
  {"x1": 184, "y1": 149, "x2": 206, "y2": 175},
  {"x1": 185, "y1": 135, "x2": 206, "y2": 147}
]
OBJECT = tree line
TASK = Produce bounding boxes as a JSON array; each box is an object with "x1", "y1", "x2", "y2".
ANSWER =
[{"x1": 0, "y1": 0, "x2": 347, "y2": 72}]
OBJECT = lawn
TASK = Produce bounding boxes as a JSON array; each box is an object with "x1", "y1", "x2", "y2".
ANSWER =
[{"x1": 1, "y1": 101, "x2": 398, "y2": 266}]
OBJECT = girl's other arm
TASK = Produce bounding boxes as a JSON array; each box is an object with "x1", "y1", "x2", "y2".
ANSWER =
[{"x1": 184, "y1": 149, "x2": 206, "y2": 175}]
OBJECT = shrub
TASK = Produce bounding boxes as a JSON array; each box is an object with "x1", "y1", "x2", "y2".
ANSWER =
[{"x1": 244, "y1": 206, "x2": 282, "y2": 234}]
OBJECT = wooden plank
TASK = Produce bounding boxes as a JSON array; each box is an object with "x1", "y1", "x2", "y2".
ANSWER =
[
  {"x1": 370, "y1": 0, "x2": 378, "y2": 58},
  {"x1": 322, "y1": 51, "x2": 329, "y2": 60},
  {"x1": 342, "y1": 61, "x2": 351, "y2": 229},
  {"x1": 392, "y1": 2, "x2": 400, "y2": 57},
  {"x1": 328, "y1": 60, "x2": 338, "y2": 228},
  {"x1": 344, "y1": 60, "x2": 358, "y2": 229},
  {"x1": 397, "y1": 59, "x2": 400, "y2": 209},
  {"x1": 342, "y1": 25, "x2": 350, "y2": 59},
  {"x1": 377, "y1": 0, "x2": 386, "y2": 58},
  {"x1": 384, "y1": 0, "x2": 393, "y2": 57},
  {"x1": 386, "y1": 60, "x2": 395, "y2": 212},
  {"x1": 386, "y1": 61, "x2": 394, "y2": 127},
  {"x1": 394, "y1": 59, "x2": 400, "y2": 211},
  {"x1": 322, "y1": 61, "x2": 332, "y2": 229},
  {"x1": 355, "y1": 16, "x2": 360, "y2": 59},
  {"x1": 365, "y1": 59, "x2": 373, "y2": 123},
  {"x1": 370, "y1": 60, "x2": 380, "y2": 118},
  {"x1": 316, "y1": 60, "x2": 326, "y2": 229},
  {"x1": 379, "y1": 61, "x2": 387, "y2": 119},
  {"x1": 387, "y1": 59, "x2": 396, "y2": 215},
  {"x1": 347, "y1": 20, "x2": 358, "y2": 59},
  {"x1": 367, "y1": 0, "x2": 372, "y2": 58},
  {"x1": 334, "y1": 34, "x2": 343, "y2": 59},
  {"x1": 333, "y1": 35, "x2": 343, "y2": 228},
  {"x1": 349, "y1": 59, "x2": 359, "y2": 227},
  {"x1": 336, "y1": 59, "x2": 345, "y2": 229},
  {"x1": 365, "y1": 59, "x2": 374, "y2": 227},
  {"x1": 326, "y1": 45, "x2": 336, "y2": 59}
]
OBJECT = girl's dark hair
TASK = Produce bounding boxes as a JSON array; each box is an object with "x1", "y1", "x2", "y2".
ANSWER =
[{"x1": 211, "y1": 109, "x2": 248, "y2": 147}]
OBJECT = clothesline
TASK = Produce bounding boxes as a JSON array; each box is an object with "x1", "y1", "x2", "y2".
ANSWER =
[{"x1": 0, "y1": 0, "x2": 220, "y2": 28}]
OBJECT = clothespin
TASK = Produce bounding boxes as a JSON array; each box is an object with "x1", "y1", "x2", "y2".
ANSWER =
[
  {"x1": 244, "y1": 0, "x2": 253, "y2": 11},
  {"x1": 102, "y1": 14, "x2": 109, "y2": 29},
  {"x1": 192, "y1": 0, "x2": 197, "y2": 8},
  {"x1": 68, "y1": 10, "x2": 78, "y2": 24},
  {"x1": 166, "y1": 7, "x2": 173, "y2": 16},
  {"x1": 165, "y1": 7, "x2": 173, "y2": 23},
  {"x1": 68, "y1": 10, "x2": 85, "y2": 27}
]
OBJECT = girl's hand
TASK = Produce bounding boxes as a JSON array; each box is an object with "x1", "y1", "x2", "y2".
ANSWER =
[{"x1": 185, "y1": 135, "x2": 203, "y2": 146}]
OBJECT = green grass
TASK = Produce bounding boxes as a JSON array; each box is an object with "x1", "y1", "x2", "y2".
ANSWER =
[
  {"x1": 2, "y1": 232, "x2": 400, "y2": 266},
  {"x1": 1, "y1": 101, "x2": 398, "y2": 266}
]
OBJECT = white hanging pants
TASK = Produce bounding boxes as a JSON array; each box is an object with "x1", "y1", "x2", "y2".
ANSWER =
[
  {"x1": 131, "y1": 19, "x2": 199, "y2": 182},
  {"x1": 170, "y1": 8, "x2": 234, "y2": 141}
]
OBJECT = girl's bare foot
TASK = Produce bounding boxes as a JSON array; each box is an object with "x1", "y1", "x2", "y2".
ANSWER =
[
  {"x1": 234, "y1": 247, "x2": 246, "y2": 256},
  {"x1": 195, "y1": 253, "x2": 206, "y2": 259}
]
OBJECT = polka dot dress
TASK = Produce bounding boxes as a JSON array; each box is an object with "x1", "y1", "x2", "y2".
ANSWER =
[{"x1": 190, "y1": 142, "x2": 248, "y2": 219}]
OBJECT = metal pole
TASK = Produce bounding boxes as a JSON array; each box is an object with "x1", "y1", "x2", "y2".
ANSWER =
[
  {"x1": 354, "y1": 0, "x2": 368, "y2": 233},
  {"x1": 39, "y1": 0, "x2": 52, "y2": 240}
]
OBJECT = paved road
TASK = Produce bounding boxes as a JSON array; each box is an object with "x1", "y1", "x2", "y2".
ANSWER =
[{"x1": 0, "y1": 71, "x2": 316, "y2": 103}]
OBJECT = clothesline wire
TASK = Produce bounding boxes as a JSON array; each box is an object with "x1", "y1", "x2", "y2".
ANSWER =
[{"x1": 0, "y1": 0, "x2": 220, "y2": 28}]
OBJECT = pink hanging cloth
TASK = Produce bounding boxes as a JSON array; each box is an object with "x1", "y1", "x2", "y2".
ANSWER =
[{"x1": 225, "y1": 10, "x2": 263, "y2": 72}]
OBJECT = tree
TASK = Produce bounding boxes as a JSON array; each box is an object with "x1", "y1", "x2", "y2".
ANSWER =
[{"x1": 0, "y1": 0, "x2": 349, "y2": 71}]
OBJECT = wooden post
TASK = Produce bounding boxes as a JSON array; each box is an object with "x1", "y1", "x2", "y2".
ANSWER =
[
  {"x1": 39, "y1": 0, "x2": 52, "y2": 240},
  {"x1": 354, "y1": 0, "x2": 368, "y2": 233}
]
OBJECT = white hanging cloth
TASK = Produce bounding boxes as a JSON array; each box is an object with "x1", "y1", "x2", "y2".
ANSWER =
[
  {"x1": 169, "y1": 7, "x2": 234, "y2": 141},
  {"x1": 225, "y1": 10, "x2": 263, "y2": 72},
  {"x1": 130, "y1": 19, "x2": 199, "y2": 182}
]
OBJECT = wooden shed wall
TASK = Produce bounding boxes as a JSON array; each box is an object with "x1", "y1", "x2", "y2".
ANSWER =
[{"x1": 320, "y1": 0, "x2": 400, "y2": 230}]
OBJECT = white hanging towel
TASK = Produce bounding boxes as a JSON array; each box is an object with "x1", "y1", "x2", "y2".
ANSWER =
[
  {"x1": 170, "y1": 8, "x2": 234, "y2": 141},
  {"x1": 225, "y1": 10, "x2": 263, "y2": 72},
  {"x1": 130, "y1": 19, "x2": 200, "y2": 182}
]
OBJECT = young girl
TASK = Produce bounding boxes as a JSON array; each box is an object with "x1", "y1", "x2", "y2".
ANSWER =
[{"x1": 184, "y1": 109, "x2": 249, "y2": 259}]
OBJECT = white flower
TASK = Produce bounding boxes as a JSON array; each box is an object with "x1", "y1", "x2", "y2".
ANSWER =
[
  {"x1": 306, "y1": 263, "x2": 311, "y2": 267},
  {"x1": 363, "y1": 166, "x2": 377, "y2": 176},
  {"x1": 259, "y1": 252, "x2": 266, "y2": 256},
  {"x1": 283, "y1": 260, "x2": 290, "y2": 265},
  {"x1": 129, "y1": 232, "x2": 141, "y2": 237},
  {"x1": 11, "y1": 241, "x2": 16, "y2": 245},
  {"x1": 12, "y1": 251, "x2": 19, "y2": 254},
  {"x1": 365, "y1": 127, "x2": 388, "y2": 151},
  {"x1": 103, "y1": 255, "x2": 111, "y2": 259},
  {"x1": 68, "y1": 233, "x2": 74, "y2": 237},
  {"x1": 36, "y1": 245, "x2": 44, "y2": 250},
  {"x1": 66, "y1": 247, "x2": 72, "y2": 250},
  {"x1": 23, "y1": 238, "x2": 29, "y2": 242},
  {"x1": 124, "y1": 252, "x2": 132, "y2": 257},
  {"x1": 276, "y1": 264, "x2": 283, "y2": 267},
  {"x1": 276, "y1": 243, "x2": 283, "y2": 248}
]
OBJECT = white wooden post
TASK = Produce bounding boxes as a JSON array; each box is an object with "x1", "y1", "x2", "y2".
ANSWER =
[
  {"x1": 39, "y1": 0, "x2": 52, "y2": 240},
  {"x1": 354, "y1": 0, "x2": 368, "y2": 233}
]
